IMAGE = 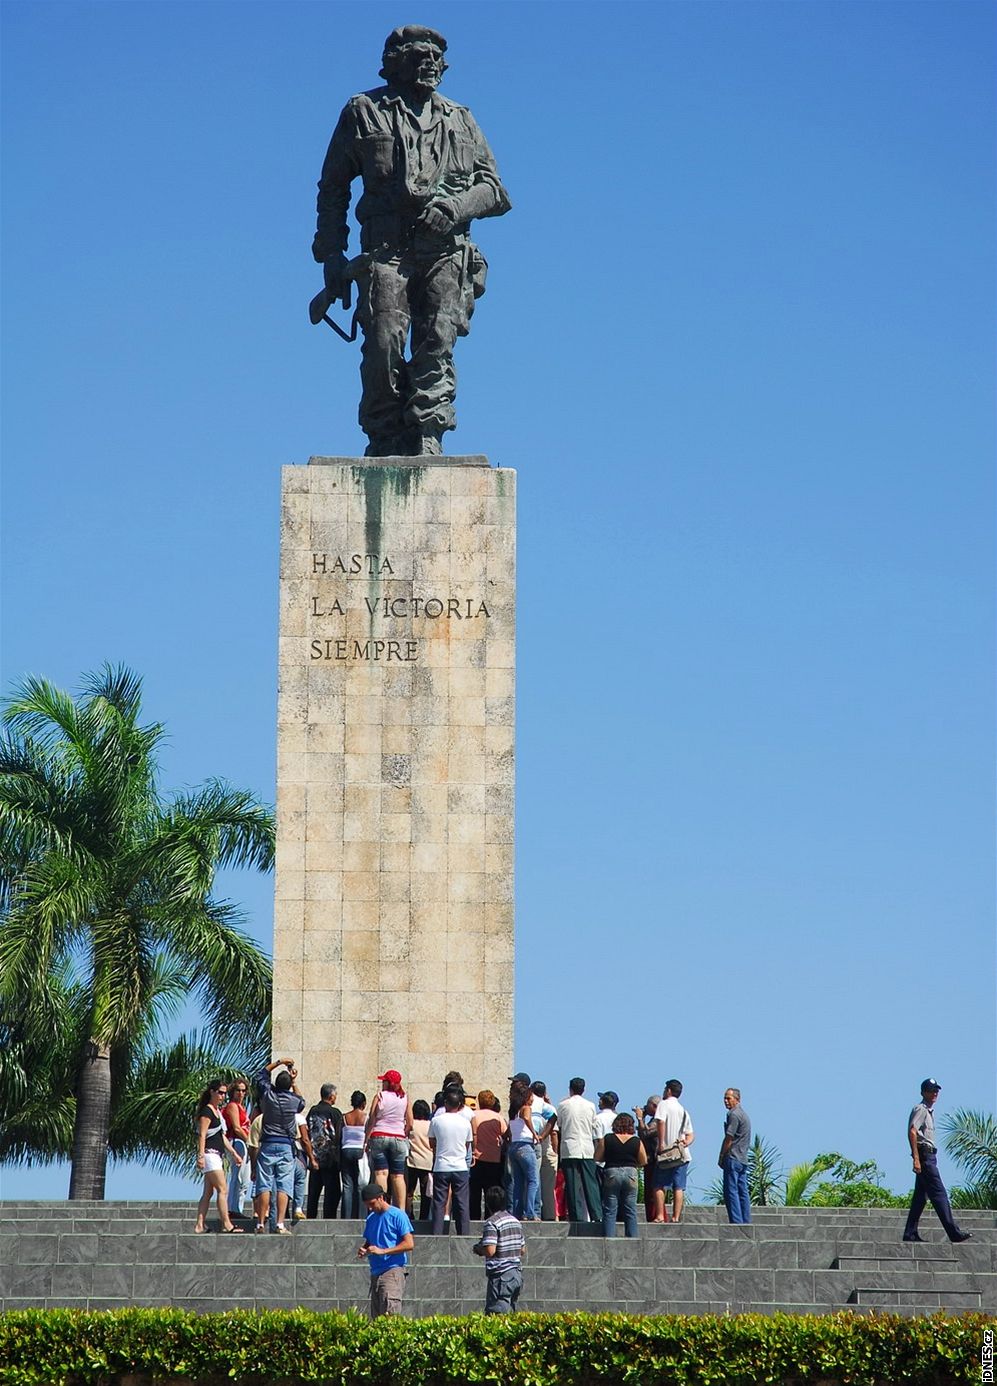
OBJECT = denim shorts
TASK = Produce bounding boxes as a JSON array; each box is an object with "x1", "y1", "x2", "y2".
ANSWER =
[
  {"x1": 256, "y1": 1143, "x2": 295, "y2": 1196},
  {"x1": 368, "y1": 1135, "x2": 409, "y2": 1174},
  {"x1": 654, "y1": 1159, "x2": 690, "y2": 1191}
]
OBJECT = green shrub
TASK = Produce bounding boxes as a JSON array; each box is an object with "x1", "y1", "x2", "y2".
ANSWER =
[{"x1": 0, "y1": 1308, "x2": 992, "y2": 1385}]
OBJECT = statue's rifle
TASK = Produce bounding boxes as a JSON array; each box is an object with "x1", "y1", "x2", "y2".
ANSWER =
[{"x1": 308, "y1": 253, "x2": 371, "y2": 342}]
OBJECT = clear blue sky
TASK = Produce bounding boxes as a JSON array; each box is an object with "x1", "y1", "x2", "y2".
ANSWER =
[{"x1": 1, "y1": 0, "x2": 994, "y2": 1204}]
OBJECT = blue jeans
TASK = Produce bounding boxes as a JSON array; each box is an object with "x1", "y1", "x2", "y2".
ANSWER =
[
  {"x1": 368, "y1": 1135, "x2": 409, "y2": 1174},
  {"x1": 227, "y1": 1137, "x2": 249, "y2": 1213},
  {"x1": 509, "y1": 1142, "x2": 538, "y2": 1220},
  {"x1": 722, "y1": 1157, "x2": 751, "y2": 1223},
  {"x1": 256, "y1": 1143, "x2": 295, "y2": 1229},
  {"x1": 600, "y1": 1167, "x2": 639, "y2": 1238},
  {"x1": 256, "y1": 1144, "x2": 295, "y2": 1198},
  {"x1": 293, "y1": 1149, "x2": 307, "y2": 1213}
]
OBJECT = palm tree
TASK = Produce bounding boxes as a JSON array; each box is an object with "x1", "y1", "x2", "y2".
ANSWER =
[
  {"x1": 0, "y1": 666, "x2": 274, "y2": 1198},
  {"x1": 942, "y1": 1109, "x2": 997, "y2": 1209}
]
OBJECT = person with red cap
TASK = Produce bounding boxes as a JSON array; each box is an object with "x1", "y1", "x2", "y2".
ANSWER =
[{"x1": 365, "y1": 1069, "x2": 413, "y2": 1209}]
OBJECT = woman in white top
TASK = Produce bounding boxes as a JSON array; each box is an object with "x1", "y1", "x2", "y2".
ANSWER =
[
  {"x1": 193, "y1": 1079, "x2": 244, "y2": 1234},
  {"x1": 507, "y1": 1077, "x2": 541, "y2": 1221},
  {"x1": 340, "y1": 1090, "x2": 367, "y2": 1219}
]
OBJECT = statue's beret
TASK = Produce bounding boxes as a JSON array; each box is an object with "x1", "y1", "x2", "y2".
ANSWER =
[{"x1": 382, "y1": 25, "x2": 447, "y2": 56}]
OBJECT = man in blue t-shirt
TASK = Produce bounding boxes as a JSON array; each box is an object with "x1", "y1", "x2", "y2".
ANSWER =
[{"x1": 358, "y1": 1181, "x2": 415, "y2": 1316}]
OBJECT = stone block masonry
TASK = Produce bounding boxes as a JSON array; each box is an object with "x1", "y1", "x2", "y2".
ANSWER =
[{"x1": 272, "y1": 457, "x2": 515, "y2": 1103}]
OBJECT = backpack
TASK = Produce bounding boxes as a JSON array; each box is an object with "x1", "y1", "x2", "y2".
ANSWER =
[{"x1": 308, "y1": 1111, "x2": 337, "y2": 1166}]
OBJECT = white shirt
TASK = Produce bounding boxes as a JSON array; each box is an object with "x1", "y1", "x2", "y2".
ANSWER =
[
  {"x1": 428, "y1": 1110, "x2": 473, "y2": 1172},
  {"x1": 656, "y1": 1095, "x2": 693, "y2": 1163},
  {"x1": 556, "y1": 1094, "x2": 598, "y2": 1160},
  {"x1": 593, "y1": 1107, "x2": 617, "y2": 1166},
  {"x1": 594, "y1": 1108, "x2": 616, "y2": 1139}
]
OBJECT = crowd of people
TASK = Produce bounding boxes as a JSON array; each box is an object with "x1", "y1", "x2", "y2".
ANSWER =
[
  {"x1": 193, "y1": 1067, "x2": 971, "y2": 1317},
  {"x1": 194, "y1": 1062, "x2": 756, "y2": 1238}
]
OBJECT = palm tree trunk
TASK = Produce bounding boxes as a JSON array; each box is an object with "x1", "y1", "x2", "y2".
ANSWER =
[{"x1": 69, "y1": 1040, "x2": 112, "y2": 1199}]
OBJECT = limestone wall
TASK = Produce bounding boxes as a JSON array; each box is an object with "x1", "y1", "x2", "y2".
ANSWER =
[{"x1": 272, "y1": 457, "x2": 515, "y2": 1102}]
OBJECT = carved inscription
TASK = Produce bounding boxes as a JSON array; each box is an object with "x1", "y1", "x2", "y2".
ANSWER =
[{"x1": 307, "y1": 554, "x2": 491, "y2": 662}]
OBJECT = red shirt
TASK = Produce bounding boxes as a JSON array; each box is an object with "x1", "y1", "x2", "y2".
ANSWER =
[{"x1": 224, "y1": 1102, "x2": 249, "y2": 1140}]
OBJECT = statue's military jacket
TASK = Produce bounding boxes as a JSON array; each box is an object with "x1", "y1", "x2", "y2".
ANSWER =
[{"x1": 314, "y1": 86, "x2": 511, "y2": 259}]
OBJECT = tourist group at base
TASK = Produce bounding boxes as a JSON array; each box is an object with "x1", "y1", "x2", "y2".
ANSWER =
[{"x1": 194, "y1": 1065, "x2": 969, "y2": 1316}]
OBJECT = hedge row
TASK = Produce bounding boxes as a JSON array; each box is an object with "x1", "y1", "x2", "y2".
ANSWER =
[{"x1": 0, "y1": 1308, "x2": 992, "y2": 1385}]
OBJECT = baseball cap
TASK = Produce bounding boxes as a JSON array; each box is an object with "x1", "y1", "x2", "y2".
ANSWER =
[
  {"x1": 920, "y1": 1078, "x2": 942, "y2": 1093},
  {"x1": 361, "y1": 1183, "x2": 384, "y2": 1203},
  {"x1": 598, "y1": 1091, "x2": 619, "y2": 1106},
  {"x1": 508, "y1": 1071, "x2": 531, "y2": 1085},
  {"x1": 377, "y1": 1069, "x2": 402, "y2": 1084}
]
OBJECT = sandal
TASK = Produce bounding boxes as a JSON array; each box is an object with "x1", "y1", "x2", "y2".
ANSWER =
[
  {"x1": 193, "y1": 1226, "x2": 207, "y2": 1234},
  {"x1": 221, "y1": 1225, "x2": 244, "y2": 1233}
]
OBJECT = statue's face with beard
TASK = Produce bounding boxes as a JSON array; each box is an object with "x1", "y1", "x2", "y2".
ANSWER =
[{"x1": 390, "y1": 40, "x2": 445, "y2": 100}]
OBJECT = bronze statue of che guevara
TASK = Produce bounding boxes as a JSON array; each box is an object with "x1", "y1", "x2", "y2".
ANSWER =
[{"x1": 311, "y1": 25, "x2": 511, "y2": 457}]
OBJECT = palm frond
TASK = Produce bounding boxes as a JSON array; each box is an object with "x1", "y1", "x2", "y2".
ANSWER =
[
  {"x1": 0, "y1": 1094, "x2": 77, "y2": 1166},
  {"x1": 784, "y1": 1153, "x2": 839, "y2": 1206},
  {"x1": 150, "y1": 897, "x2": 272, "y2": 1049},
  {"x1": 950, "y1": 1180, "x2": 997, "y2": 1210},
  {"x1": 80, "y1": 665, "x2": 147, "y2": 726},
  {"x1": 747, "y1": 1134, "x2": 784, "y2": 1206},
  {"x1": 148, "y1": 785, "x2": 275, "y2": 901},
  {"x1": 3, "y1": 676, "x2": 89, "y2": 758},
  {"x1": 110, "y1": 1027, "x2": 270, "y2": 1176},
  {"x1": 941, "y1": 1108, "x2": 997, "y2": 1190},
  {"x1": 0, "y1": 975, "x2": 83, "y2": 1163},
  {"x1": 0, "y1": 902, "x2": 75, "y2": 1033}
]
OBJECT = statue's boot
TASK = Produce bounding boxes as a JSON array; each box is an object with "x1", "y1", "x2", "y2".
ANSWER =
[
  {"x1": 412, "y1": 429, "x2": 444, "y2": 456},
  {"x1": 364, "y1": 434, "x2": 408, "y2": 457}
]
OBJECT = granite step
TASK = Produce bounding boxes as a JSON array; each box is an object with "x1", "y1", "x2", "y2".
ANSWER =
[{"x1": 0, "y1": 1202, "x2": 992, "y2": 1315}]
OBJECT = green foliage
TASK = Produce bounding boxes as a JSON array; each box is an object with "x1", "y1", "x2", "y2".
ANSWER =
[
  {"x1": 712, "y1": 1142, "x2": 906, "y2": 1209},
  {"x1": 0, "y1": 666, "x2": 275, "y2": 1192},
  {"x1": 783, "y1": 1153, "x2": 840, "y2": 1206},
  {"x1": 0, "y1": 1309, "x2": 990, "y2": 1385},
  {"x1": 789, "y1": 1154, "x2": 907, "y2": 1208},
  {"x1": 804, "y1": 1179, "x2": 908, "y2": 1208},
  {"x1": 943, "y1": 1108, "x2": 997, "y2": 1210},
  {"x1": 707, "y1": 1133, "x2": 785, "y2": 1206},
  {"x1": 747, "y1": 1133, "x2": 784, "y2": 1206}
]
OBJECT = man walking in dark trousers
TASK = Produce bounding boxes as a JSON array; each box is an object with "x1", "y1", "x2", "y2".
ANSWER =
[{"x1": 903, "y1": 1079, "x2": 971, "y2": 1243}]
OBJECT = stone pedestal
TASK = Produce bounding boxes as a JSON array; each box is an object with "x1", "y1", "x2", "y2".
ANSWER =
[{"x1": 272, "y1": 456, "x2": 515, "y2": 1102}]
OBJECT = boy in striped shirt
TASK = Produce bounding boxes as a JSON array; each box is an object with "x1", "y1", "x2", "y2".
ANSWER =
[{"x1": 473, "y1": 1184, "x2": 526, "y2": 1313}]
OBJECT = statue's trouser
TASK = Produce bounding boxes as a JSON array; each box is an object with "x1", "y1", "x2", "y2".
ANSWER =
[{"x1": 356, "y1": 248, "x2": 465, "y2": 446}]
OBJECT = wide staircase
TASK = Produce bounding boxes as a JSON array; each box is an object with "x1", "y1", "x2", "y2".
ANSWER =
[{"x1": 1, "y1": 1202, "x2": 993, "y2": 1316}]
